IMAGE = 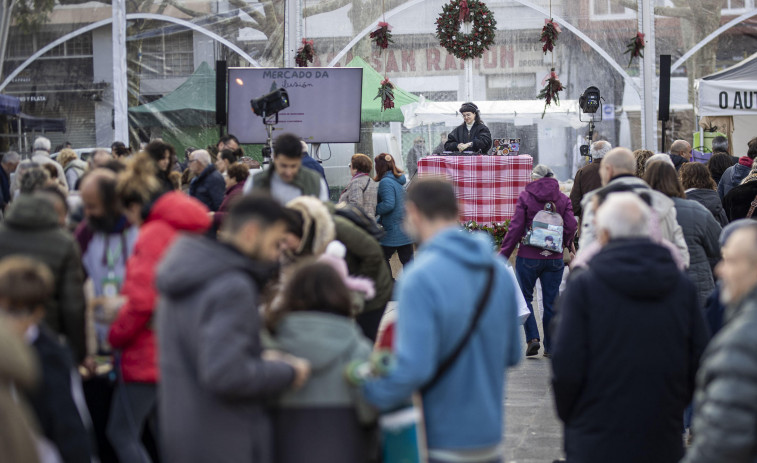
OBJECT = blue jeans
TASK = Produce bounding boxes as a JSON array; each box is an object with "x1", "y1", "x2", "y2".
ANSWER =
[{"x1": 515, "y1": 257, "x2": 565, "y2": 353}]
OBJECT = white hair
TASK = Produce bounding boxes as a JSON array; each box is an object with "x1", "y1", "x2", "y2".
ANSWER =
[
  {"x1": 645, "y1": 153, "x2": 674, "y2": 168},
  {"x1": 2, "y1": 151, "x2": 20, "y2": 164},
  {"x1": 191, "y1": 149, "x2": 212, "y2": 167},
  {"x1": 33, "y1": 136, "x2": 51, "y2": 153},
  {"x1": 596, "y1": 192, "x2": 651, "y2": 240},
  {"x1": 590, "y1": 140, "x2": 612, "y2": 159}
]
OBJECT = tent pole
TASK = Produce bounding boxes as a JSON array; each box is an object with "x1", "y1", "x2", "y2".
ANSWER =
[
  {"x1": 284, "y1": 0, "x2": 303, "y2": 67},
  {"x1": 639, "y1": 0, "x2": 656, "y2": 150},
  {"x1": 112, "y1": 0, "x2": 128, "y2": 143}
]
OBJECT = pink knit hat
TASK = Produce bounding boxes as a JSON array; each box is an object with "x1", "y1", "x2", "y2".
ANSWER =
[{"x1": 317, "y1": 241, "x2": 375, "y2": 300}]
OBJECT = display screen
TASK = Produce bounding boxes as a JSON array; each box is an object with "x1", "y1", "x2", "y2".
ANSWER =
[{"x1": 227, "y1": 67, "x2": 363, "y2": 144}]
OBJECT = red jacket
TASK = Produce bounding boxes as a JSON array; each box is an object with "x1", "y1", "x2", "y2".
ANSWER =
[{"x1": 108, "y1": 192, "x2": 210, "y2": 383}]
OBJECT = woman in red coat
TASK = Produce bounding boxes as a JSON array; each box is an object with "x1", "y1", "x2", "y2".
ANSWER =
[{"x1": 107, "y1": 152, "x2": 210, "y2": 462}]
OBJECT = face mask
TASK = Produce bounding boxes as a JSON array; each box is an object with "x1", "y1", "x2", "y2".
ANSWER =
[{"x1": 88, "y1": 214, "x2": 119, "y2": 232}]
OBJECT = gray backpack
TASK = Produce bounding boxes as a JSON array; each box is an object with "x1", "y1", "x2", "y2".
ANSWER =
[{"x1": 521, "y1": 202, "x2": 564, "y2": 252}]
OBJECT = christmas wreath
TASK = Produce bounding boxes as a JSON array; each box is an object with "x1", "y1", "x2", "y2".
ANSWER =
[{"x1": 435, "y1": 0, "x2": 497, "y2": 61}]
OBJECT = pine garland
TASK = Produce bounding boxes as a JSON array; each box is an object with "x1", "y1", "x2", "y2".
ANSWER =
[
  {"x1": 537, "y1": 68, "x2": 564, "y2": 118},
  {"x1": 370, "y1": 22, "x2": 394, "y2": 50},
  {"x1": 375, "y1": 78, "x2": 395, "y2": 111},
  {"x1": 295, "y1": 39, "x2": 315, "y2": 67},
  {"x1": 540, "y1": 18, "x2": 561, "y2": 54},
  {"x1": 624, "y1": 32, "x2": 645, "y2": 67}
]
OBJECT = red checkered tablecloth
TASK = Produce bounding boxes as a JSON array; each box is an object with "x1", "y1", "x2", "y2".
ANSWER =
[{"x1": 417, "y1": 155, "x2": 533, "y2": 225}]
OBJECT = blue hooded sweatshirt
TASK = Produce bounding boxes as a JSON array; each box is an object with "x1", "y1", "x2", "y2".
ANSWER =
[{"x1": 363, "y1": 227, "x2": 522, "y2": 450}]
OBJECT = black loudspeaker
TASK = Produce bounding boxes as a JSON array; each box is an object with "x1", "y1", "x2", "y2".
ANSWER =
[
  {"x1": 658, "y1": 55, "x2": 671, "y2": 122},
  {"x1": 216, "y1": 60, "x2": 227, "y2": 125}
]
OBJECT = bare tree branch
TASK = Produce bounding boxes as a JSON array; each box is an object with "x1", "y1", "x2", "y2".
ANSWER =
[
  {"x1": 618, "y1": 0, "x2": 693, "y2": 19},
  {"x1": 229, "y1": 0, "x2": 267, "y2": 28},
  {"x1": 303, "y1": 0, "x2": 351, "y2": 18},
  {"x1": 654, "y1": 6, "x2": 694, "y2": 19},
  {"x1": 164, "y1": 0, "x2": 202, "y2": 18}
]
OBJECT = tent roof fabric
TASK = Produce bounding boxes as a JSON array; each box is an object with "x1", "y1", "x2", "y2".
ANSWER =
[
  {"x1": 401, "y1": 100, "x2": 584, "y2": 129},
  {"x1": 348, "y1": 56, "x2": 420, "y2": 123},
  {"x1": 0, "y1": 94, "x2": 21, "y2": 116},
  {"x1": 8, "y1": 113, "x2": 66, "y2": 133},
  {"x1": 703, "y1": 51, "x2": 757, "y2": 81},
  {"x1": 129, "y1": 61, "x2": 216, "y2": 127}
]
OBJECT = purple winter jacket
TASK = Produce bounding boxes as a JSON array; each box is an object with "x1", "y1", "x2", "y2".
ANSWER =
[{"x1": 499, "y1": 177, "x2": 578, "y2": 260}]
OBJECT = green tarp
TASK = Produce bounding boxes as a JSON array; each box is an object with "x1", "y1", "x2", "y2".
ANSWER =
[
  {"x1": 348, "y1": 56, "x2": 420, "y2": 123},
  {"x1": 129, "y1": 59, "x2": 419, "y2": 126},
  {"x1": 128, "y1": 61, "x2": 215, "y2": 127}
]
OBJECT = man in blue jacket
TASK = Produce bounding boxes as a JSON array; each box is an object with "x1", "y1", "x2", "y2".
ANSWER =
[
  {"x1": 188, "y1": 149, "x2": 225, "y2": 211},
  {"x1": 363, "y1": 178, "x2": 522, "y2": 463},
  {"x1": 299, "y1": 140, "x2": 329, "y2": 190}
]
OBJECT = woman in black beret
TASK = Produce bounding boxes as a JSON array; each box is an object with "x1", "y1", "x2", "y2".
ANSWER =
[{"x1": 443, "y1": 102, "x2": 493, "y2": 154}]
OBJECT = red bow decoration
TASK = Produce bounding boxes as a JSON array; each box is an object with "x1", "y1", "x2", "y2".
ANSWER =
[
  {"x1": 370, "y1": 22, "x2": 394, "y2": 50},
  {"x1": 295, "y1": 39, "x2": 315, "y2": 67},
  {"x1": 459, "y1": 0, "x2": 470, "y2": 22},
  {"x1": 375, "y1": 78, "x2": 395, "y2": 111},
  {"x1": 540, "y1": 18, "x2": 561, "y2": 54},
  {"x1": 624, "y1": 32, "x2": 645, "y2": 67},
  {"x1": 537, "y1": 68, "x2": 564, "y2": 118}
]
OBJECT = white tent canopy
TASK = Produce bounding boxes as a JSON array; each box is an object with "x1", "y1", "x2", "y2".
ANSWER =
[
  {"x1": 401, "y1": 99, "x2": 583, "y2": 129},
  {"x1": 697, "y1": 52, "x2": 757, "y2": 117}
]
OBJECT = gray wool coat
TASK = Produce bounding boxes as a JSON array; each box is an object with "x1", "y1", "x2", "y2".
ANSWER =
[
  {"x1": 338, "y1": 174, "x2": 378, "y2": 221},
  {"x1": 671, "y1": 197, "x2": 722, "y2": 309},
  {"x1": 156, "y1": 235, "x2": 295, "y2": 463},
  {"x1": 268, "y1": 312, "x2": 376, "y2": 463}
]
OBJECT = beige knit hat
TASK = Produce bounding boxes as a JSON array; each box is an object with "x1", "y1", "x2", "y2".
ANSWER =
[{"x1": 532, "y1": 164, "x2": 555, "y2": 180}]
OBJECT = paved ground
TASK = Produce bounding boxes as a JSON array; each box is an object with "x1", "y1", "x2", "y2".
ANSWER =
[
  {"x1": 503, "y1": 353, "x2": 564, "y2": 463},
  {"x1": 504, "y1": 288, "x2": 564, "y2": 463}
]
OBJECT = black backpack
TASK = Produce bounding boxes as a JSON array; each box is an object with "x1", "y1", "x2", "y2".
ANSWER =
[{"x1": 334, "y1": 202, "x2": 386, "y2": 241}]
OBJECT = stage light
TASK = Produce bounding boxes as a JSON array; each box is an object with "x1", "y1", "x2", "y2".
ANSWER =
[{"x1": 250, "y1": 88, "x2": 290, "y2": 118}]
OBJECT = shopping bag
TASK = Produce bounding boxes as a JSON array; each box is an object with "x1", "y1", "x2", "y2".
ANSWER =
[{"x1": 379, "y1": 394, "x2": 428, "y2": 463}]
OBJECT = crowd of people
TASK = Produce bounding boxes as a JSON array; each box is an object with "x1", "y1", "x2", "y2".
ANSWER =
[{"x1": 0, "y1": 120, "x2": 756, "y2": 463}]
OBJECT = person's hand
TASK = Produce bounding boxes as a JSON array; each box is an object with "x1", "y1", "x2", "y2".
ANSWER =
[
  {"x1": 263, "y1": 350, "x2": 311, "y2": 390},
  {"x1": 79, "y1": 356, "x2": 97, "y2": 379},
  {"x1": 457, "y1": 143, "x2": 466, "y2": 152},
  {"x1": 287, "y1": 356, "x2": 311, "y2": 390},
  {"x1": 93, "y1": 296, "x2": 126, "y2": 323}
]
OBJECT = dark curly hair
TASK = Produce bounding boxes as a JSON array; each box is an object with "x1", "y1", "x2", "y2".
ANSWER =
[{"x1": 679, "y1": 162, "x2": 716, "y2": 191}]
